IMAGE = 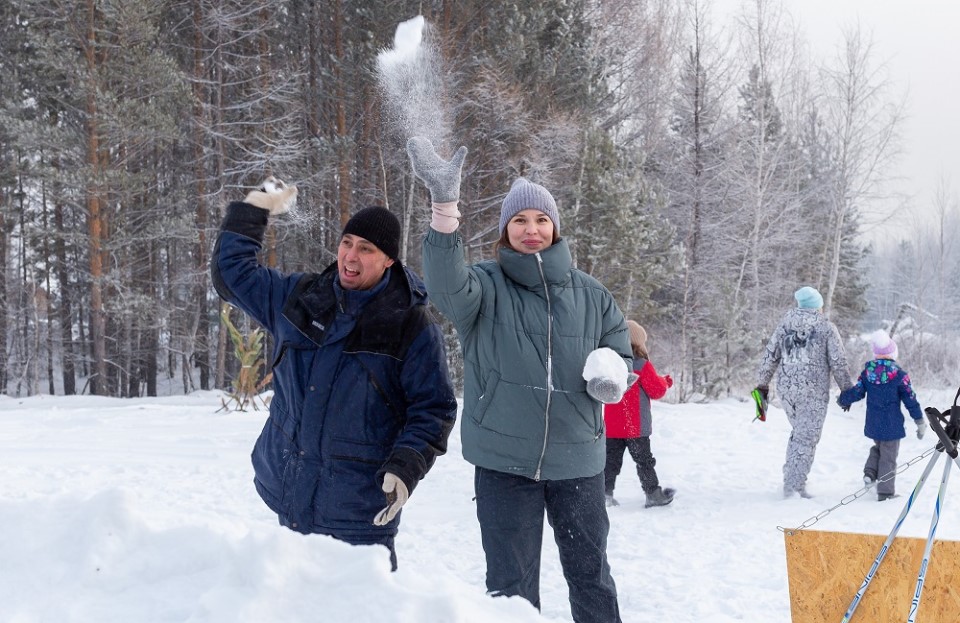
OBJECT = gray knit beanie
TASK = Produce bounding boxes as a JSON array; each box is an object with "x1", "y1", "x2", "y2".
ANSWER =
[{"x1": 498, "y1": 177, "x2": 560, "y2": 235}]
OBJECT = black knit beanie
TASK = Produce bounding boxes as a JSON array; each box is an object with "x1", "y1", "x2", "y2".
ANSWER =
[{"x1": 341, "y1": 206, "x2": 401, "y2": 260}]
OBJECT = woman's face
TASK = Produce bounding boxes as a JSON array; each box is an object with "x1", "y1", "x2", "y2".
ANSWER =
[{"x1": 506, "y1": 209, "x2": 555, "y2": 254}]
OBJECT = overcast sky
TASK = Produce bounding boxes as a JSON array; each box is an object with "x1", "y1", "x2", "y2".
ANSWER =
[
  {"x1": 717, "y1": 0, "x2": 959, "y2": 243},
  {"x1": 796, "y1": 0, "x2": 958, "y2": 234}
]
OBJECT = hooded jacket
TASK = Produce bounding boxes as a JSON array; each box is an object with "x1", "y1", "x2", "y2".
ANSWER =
[
  {"x1": 604, "y1": 359, "x2": 670, "y2": 438},
  {"x1": 422, "y1": 229, "x2": 631, "y2": 481},
  {"x1": 838, "y1": 359, "x2": 922, "y2": 441},
  {"x1": 212, "y1": 202, "x2": 457, "y2": 540},
  {"x1": 757, "y1": 307, "x2": 852, "y2": 403}
]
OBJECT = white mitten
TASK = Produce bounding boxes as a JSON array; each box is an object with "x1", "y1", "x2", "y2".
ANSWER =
[
  {"x1": 372, "y1": 473, "x2": 409, "y2": 526},
  {"x1": 916, "y1": 418, "x2": 927, "y2": 440},
  {"x1": 243, "y1": 176, "x2": 298, "y2": 216},
  {"x1": 582, "y1": 347, "x2": 635, "y2": 404}
]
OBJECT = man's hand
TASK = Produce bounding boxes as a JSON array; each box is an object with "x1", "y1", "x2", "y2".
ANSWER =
[
  {"x1": 406, "y1": 137, "x2": 467, "y2": 204},
  {"x1": 373, "y1": 473, "x2": 409, "y2": 526},
  {"x1": 754, "y1": 386, "x2": 769, "y2": 409},
  {"x1": 243, "y1": 176, "x2": 298, "y2": 216},
  {"x1": 751, "y1": 386, "x2": 769, "y2": 422}
]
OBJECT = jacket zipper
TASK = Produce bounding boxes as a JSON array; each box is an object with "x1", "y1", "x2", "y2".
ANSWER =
[{"x1": 534, "y1": 252, "x2": 552, "y2": 481}]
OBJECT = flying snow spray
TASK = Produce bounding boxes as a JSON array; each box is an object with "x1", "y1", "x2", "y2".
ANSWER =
[{"x1": 376, "y1": 16, "x2": 452, "y2": 151}]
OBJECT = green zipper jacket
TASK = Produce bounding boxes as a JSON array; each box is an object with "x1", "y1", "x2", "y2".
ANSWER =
[{"x1": 423, "y1": 229, "x2": 632, "y2": 480}]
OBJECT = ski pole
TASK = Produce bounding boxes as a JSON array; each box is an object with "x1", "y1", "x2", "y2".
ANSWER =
[
  {"x1": 840, "y1": 450, "x2": 942, "y2": 623},
  {"x1": 906, "y1": 455, "x2": 951, "y2": 623}
]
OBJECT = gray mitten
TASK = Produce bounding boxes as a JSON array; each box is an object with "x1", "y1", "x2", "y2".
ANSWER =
[
  {"x1": 244, "y1": 176, "x2": 298, "y2": 216},
  {"x1": 916, "y1": 418, "x2": 927, "y2": 440},
  {"x1": 406, "y1": 137, "x2": 467, "y2": 203},
  {"x1": 587, "y1": 377, "x2": 626, "y2": 404},
  {"x1": 582, "y1": 347, "x2": 632, "y2": 404}
]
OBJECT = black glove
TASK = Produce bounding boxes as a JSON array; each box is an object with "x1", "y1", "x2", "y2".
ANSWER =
[
  {"x1": 406, "y1": 137, "x2": 467, "y2": 203},
  {"x1": 751, "y1": 386, "x2": 768, "y2": 422},
  {"x1": 836, "y1": 396, "x2": 850, "y2": 412},
  {"x1": 754, "y1": 386, "x2": 768, "y2": 408}
]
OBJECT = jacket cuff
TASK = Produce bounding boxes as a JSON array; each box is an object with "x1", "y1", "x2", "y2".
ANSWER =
[
  {"x1": 378, "y1": 447, "x2": 428, "y2": 496},
  {"x1": 221, "y1": 201, "x2": 270, "y2": 243},
  {"x1": 425, "y1": 227, "x2": 461, "y2": 249}
]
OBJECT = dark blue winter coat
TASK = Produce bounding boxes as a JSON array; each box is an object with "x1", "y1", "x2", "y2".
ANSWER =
[
  {"x1": 211, "y1": 202, "x2": 457, "y2": 543},
  {"x1": 838, "y1": 359, "x2": 922, "y2": 441}
]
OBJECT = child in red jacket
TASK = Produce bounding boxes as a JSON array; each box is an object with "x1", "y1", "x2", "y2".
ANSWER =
[{"x1": 603, "y1": 321, "x2": 674, "y2": 508}]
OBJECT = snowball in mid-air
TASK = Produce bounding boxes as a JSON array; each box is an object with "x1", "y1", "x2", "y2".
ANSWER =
[{"x1": 377, "y1": 15, "x2": 424, "y2": 69}]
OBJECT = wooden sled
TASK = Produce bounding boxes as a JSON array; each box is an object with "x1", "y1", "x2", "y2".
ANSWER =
[{"x1": 784, "y1": 529, "x2": 960, "y2": 622}]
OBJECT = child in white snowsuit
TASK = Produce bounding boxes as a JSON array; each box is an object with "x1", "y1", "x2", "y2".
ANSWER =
[{"x1": 837, "y1": 331, "x2": 926, "y2": 501}]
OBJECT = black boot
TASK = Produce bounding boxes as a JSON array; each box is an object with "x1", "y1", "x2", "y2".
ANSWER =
[{"x1": 644, "y1": 487, "x2": 675, "y2": 508}]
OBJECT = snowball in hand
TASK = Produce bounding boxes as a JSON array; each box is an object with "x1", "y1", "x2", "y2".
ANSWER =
[{"x1": 582, "y1": 347, "x2": 630, "y2": 395}]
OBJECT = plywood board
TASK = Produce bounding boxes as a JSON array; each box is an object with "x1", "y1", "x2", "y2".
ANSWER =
[{"x1": 783, "y1": 529, "x2": 960, "y2": 622}]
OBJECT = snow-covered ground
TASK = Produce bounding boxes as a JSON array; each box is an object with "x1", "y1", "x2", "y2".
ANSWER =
[{"x1": 3, "y1": 385, "x2": 960, "y2": 622}]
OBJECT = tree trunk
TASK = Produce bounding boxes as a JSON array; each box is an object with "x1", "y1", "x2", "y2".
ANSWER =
[
  {"x1": 84, "y1": 0, "x2": 109, "y2": 396},
  {"x1": 52, "y1": 149, "x2": 76, "y2": 395},
  {"x1": 333, "y1": 0, "x2": 352, "y2": 227},
  {"x1": 193, "y1": 6, "x2": 211, "y2": 391}
]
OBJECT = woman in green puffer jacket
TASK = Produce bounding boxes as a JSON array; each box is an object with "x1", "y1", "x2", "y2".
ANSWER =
[{"x1": 408, "y1": 137, "x2": 634, "y2": 623}]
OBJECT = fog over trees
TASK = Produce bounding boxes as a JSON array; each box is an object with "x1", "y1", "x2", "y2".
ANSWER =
[{"x1": 0, "y1": 0, "x2": 955, "y2": 399}]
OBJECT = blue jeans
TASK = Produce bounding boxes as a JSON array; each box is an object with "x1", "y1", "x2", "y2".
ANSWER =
[{"x1": 474, "y1": 466, "x2": 621, "y2": 623}]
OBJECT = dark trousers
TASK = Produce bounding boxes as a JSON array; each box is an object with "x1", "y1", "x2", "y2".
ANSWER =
[
  {"x1": 605, "y1": 436, "x2": 659, "y2": 495},
  {"x1": 474, "y1": 466, "x2": 621, "y2": 623}
]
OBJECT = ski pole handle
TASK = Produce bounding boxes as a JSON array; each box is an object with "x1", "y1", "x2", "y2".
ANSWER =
[{"x1": 925, "y1": 407, "x2": 957, "y2": 458}]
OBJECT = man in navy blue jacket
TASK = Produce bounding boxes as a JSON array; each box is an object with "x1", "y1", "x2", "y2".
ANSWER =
[{"x1": 211, "y1": 178, "x2": 457, "y2": 569}]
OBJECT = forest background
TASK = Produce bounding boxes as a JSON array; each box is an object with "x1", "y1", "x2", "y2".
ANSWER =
[{"x1": 0, "y1": 0, "x2": 956, "y2": 401}]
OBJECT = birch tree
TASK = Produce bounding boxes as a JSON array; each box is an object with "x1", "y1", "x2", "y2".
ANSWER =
[
  {"x1": 662, "y1": 0, "x2": 737, "y2": 399},
  {"x1": 817, "y1": 24, "x2": 903, "y2": 315}
]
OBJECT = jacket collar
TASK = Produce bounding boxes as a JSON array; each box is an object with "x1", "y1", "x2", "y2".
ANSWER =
[
  {"x1": 333, "y1": 267, "x2": 390, "y2": 316},
  {"x1": 283, "y1": 261, "x2": 423, "y2": 346},
  {"x1": 498, "y1": 238, "x2": 572, "y2": 289}
]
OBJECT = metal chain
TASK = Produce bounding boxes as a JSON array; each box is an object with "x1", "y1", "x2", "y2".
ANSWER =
[{"x1": 778, "y1": 446, "x2": 938, "y2": 535}]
